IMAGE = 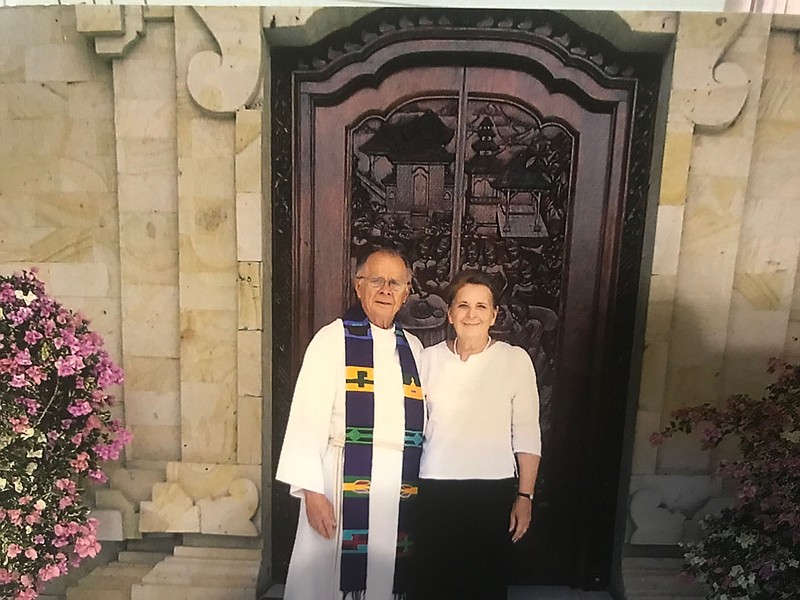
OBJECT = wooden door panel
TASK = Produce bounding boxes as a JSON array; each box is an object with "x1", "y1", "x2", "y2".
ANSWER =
[{"x1": 271, "y1": 9, "x2": 662, "y2": 589}]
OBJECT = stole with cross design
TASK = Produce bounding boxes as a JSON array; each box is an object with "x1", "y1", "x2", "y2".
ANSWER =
[{"x1": 340, "y1": 304, "x2": 424, "y2": 599}]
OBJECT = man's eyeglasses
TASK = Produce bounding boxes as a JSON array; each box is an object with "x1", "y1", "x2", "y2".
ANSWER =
[{"x1": 356, "y1": 276, "x2": 409, "y2": 292}]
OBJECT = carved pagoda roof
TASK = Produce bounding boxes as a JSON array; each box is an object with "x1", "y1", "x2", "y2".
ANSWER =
[{"x1": 360, "y1": 110, "x2": 455, "y2": 164}]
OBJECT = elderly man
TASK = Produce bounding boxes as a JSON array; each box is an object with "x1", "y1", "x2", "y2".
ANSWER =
[{"x1": 276, "y1": 248, "x2": 424, "y2": 600}]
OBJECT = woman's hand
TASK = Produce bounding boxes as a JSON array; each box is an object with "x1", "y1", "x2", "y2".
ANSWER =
[
  {"x1": 305, "y1": 490, "x2": 337, "y2": 539},
  {"x1": 509, "y1": 496, "x2": 532, "y2": 543}
]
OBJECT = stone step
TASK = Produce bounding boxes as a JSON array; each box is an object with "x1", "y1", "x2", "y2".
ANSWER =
[
  {"x1": 126, "y1": 535, "x2": 178, "y2": 554},
  {"x1": 117, "y1": 551, "x2": 170, "y2": 565},
  {"x1": 173, "y1": 545, "x2": 261, "y2": 561},
  {"x1": 141, "y1": 558, "x2": 259, "y2": 588},
  {"x1": 132, "y1": 584, "x2": 255, "y2": 600}
]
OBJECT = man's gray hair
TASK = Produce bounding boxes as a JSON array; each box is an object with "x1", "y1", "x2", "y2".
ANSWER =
[{"x1": 354, "y1": 248, "x2": 412, "y2": 279}]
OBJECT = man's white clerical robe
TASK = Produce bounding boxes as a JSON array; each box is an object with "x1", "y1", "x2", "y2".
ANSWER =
[{"x1": 276, "y1": 319, "x2": 424, "y2": 600}]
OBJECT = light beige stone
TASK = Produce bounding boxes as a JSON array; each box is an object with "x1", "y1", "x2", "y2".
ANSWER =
[
  {"x1": 644, "y1": 274, "x2": 676, "y2": 342},
  {"x1": 125, "y1": 357, "x2": 180, "y2": 392},
  {"x1": 180, "y1": 272, "x2": 236, "y2": 311},
  {"x1": 116, "y1": 99, "x2": 175, "y2": 140},
  {"x1": 198, "y1": 478, "x2": 259, "y2": 536},
  {"x1": 118, "y1": 172, "x2": 177, "y2": 215},
  {"x1": 186, "y1": 7, "x2": 262, "y2": 114},
  {"x1": 139, "y1": 483, "x2": 200, "y2": 533},
  {"x1": 237, "y1": 395, "x2": 262, "y2": 466},
  {"x1": 60, "y1": 157, "x2": 116, "y2": 193},
  {"x1": 238, "y1": 329, "x2": 262, "y2": 397},
  {"x1": 117, "y1": 138, "x2": 177, "y2": 178},
  {"x1": 120, "y1": 211, "x2": 179, "y2": 286},
  {"x1": 127, "y1": 424, "x2": 181, "y2": 463},
  {"x1": 90, "y1": 509, "x2": 125, "y2": 541},
  {"x1": 180, "y1": 310, "x2": 237, "y2": 382},
  {"x1": 651, "y1": 205, "x2": 684, "y2": 277},
  {"x1": 48, "y1": 261, "x2": 109, "y2": 297},
  {"x1": 94, "y1": 6, "x2": 145, "y2": 59},
  {"x1": 125, "y1": 391, "x2": 181, "y2": 427},
  {"x1": 173, "y1": 546, "x2": 260, "y2": 560},
  {"x1": 25, "y1": 44, "x2": 95, "y2": 82},
  {"x1": 75, "y1": 5, "x2": 124, "y2": 35},
  {"x1": 109, "y1": 468, "x2": 167, "y2": 505},
  {"x1": 94, "y1": 489, "x2": 141, "y2": 540},
  {"x1": 658, "y1": 132, "x2": 693, "y2": 206},
  {"x1": 144, "y1": 6, "x2": 175, "y2": 22},
  {"x1": 235, "y1": 114, "x2": 261, "y2": 195},
  {"x1": 166, "y1": 462, "x2": 261, "y2": 501},
  {"x1": 748, "y1": 120, "x2": 800, "y2": 200},
  {"x1": 237, "y1": 262, "x2": 262, "y2": 331},
  {"x1": 180, "y1": 381, "x2": 237, "y2": 464},
  {"x1": 732, "y1": 271, "x2": 788, "y2": 311},
  {"x1": 121, "y1": 284, "x2": 180, "y2": 358},
  {"x1": 236, "y1": 192, "x2": 262, "y2": 262}
]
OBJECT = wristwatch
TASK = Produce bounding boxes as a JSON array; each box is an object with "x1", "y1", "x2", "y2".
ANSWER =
[{"x1": 517, "y1": 491, "x2": 534, "y2": 501}]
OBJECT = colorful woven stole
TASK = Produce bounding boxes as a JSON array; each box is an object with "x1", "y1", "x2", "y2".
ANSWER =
[{"x1": 340, "y1": 305, "x2": 424, "y2": 599}]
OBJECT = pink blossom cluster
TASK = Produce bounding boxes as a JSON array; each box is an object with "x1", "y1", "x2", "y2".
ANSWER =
[
  {"x1": 1, "y1": 270, "x2": 131, "y2": 599},
  {"x1": 651, "y1": 359, "x2": 800, "y2": 600}
]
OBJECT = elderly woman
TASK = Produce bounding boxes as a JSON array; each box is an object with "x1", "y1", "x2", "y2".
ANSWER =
[{"x1": 412, "y1": 270, "x2": 542, "y2": 600}]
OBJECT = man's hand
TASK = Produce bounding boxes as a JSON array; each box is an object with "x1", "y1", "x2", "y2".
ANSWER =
[{"x1": 305, "y1": 490, "x2": 336, "y2": 539}]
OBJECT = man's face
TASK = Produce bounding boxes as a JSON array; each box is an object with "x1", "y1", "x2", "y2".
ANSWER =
[{"x1": 355, "y1": 253, "x2": 410, "y2": 328}]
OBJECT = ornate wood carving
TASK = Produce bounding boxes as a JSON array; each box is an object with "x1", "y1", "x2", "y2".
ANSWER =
[{"x1": 271, "y1": 8, "x2": 664, "y2": 590}]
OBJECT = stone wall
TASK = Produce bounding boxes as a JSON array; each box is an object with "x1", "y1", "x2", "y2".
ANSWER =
[{"x1": 629, "y1": 12, "x2": 800, "y2": 545}]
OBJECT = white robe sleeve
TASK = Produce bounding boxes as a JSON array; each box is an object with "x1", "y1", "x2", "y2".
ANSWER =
[{"x1": 275, "y1": 321, "x2": 343, "y2": 498}]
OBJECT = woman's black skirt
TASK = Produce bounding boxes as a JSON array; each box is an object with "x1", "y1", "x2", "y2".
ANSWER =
[{"x1": 409, "y1": 477, "x2": 517, "y2": 600}]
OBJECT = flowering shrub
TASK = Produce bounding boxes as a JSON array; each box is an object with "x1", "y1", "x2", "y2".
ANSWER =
[
  {"x1": 651, "y1": 359, "x2": 800, "y2": 600},
  {"x1": 0, "y1": 269, "x2": 131, "y2": 599}
]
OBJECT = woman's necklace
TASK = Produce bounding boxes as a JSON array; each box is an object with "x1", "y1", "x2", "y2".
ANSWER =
[{"x1": 454, "y1": 335, "x2": 492, "y2": 358}]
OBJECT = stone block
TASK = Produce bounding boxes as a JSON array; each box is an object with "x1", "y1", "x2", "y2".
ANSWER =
[
  {"x1": 237, "y1": 261, "x2": 262, "y2": 331},
  {"x1": 127, "y1": 424, "x2": 181, "y2": 464},
  {"x1": 166, "y1": 462, "x2": 261, "y2": 502},
  {"x1": 119, "y1": 211, "x2": 179, "y2": 287},
  {"x1": 237, "y1": 329, "x2": 262, "y2": 397},
  {"x1": 172, "y1": 546, "x2": 260, "y2": 561},
  {"x1": 651, "y1": 205, "x2": 684, "y2": 277},
  {"x1": 139, "y1": 483, "x2": 200, "y2": 533},
  {"x1": 198, "y1": 478, "x2": 259, "y2": 536},
  {"x1": 180, "y1": 381, "x2": 237, "y2": 464},
  {"x1": 89, "y1": 509, "x2": 124, "y2": 541},
  {"x1": 124, "y1": 357, "x2": 180, "y2": 393},
  {"x1": 122, "y1": 284, "x2": 180, "y2": 358},
  {"x1": 117, "y1": 551, "x2": 170, "y2": 565},
  {"x1": 25, "y1": 44, "x2": 95, "y2": 83},
  {"x1": 76, "y1": 5, "x2": 124, "y2": 35},
  {"x1": 235, "y1": 131, "x2": 261, "y2": 196},
  {"x1": 237, "y1": 395, "x2": 262, "y2": 466},
  {"x1": 48, "y1": 261, "x2": 109, "y2": 297},
  {"x1": 125, "y1": 391, "x2": 181, "y2": 427},
  {"x1": 118, "y1": 172, "x2": 177, "y2": 214},
  {"x1": 117, "y1": 138, "x2": 177, "y2": 179},
  {"x1": 658, "y1": 132, "x2": 693, "y2": 207},
  {"x1": 236, "y1": 192, "x2": 262, "y2": 262},
  {"x1": 95, "y1": 489, "x2": 140, "y2": 540},
  {"x1": 108, "y1": 468, "x2": 166, "y2": 506},
  {"x1": 180, "y1": 272, "x2": 236, "y2": 311}
]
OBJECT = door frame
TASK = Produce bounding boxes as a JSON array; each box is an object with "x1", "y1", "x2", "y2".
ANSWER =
[{"x1": 267, "y1": 7, "x2": 670, "y2": 592}]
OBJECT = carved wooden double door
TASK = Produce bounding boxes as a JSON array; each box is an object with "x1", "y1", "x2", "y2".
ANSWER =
[{"x1": 271, "y1": 9, "x2": 662, "y2": 589}]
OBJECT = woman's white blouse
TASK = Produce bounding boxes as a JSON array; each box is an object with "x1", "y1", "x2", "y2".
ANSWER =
[{"x1": 419, "y1": 340, "x2": 542, "y2": 480}]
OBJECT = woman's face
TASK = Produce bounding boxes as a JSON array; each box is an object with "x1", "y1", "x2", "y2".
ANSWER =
[{"x1": 448, "y1": 283, "x2": 498, "y2": 339}]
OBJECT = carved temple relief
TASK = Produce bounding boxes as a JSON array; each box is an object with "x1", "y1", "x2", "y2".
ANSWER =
[
  {"x1": 188, "y1": 7, "x2": 264, "y2": 115},
  {"x1": 139, "y1": 463, "x2": 261, "y2": 536},
  {"x1": 675, "y1": 13, "x2": 751, "y2": 132},
  {"x1": 76, "y1": 6, "x2": 174, "y2": 58}
]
